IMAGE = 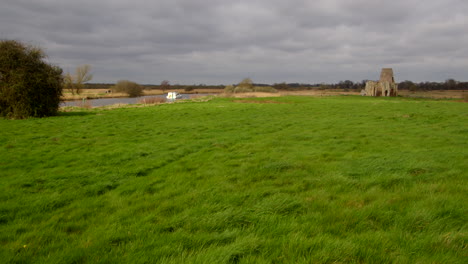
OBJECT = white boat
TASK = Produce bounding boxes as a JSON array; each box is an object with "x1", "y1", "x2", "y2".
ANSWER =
[{"x1": 166, "y1": 92, "x2": 182, "y2": 100}]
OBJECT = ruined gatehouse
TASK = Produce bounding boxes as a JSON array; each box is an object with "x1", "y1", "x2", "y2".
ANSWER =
[{"x1": 362, "y1": 68, "x2": 398, "y2": 97}]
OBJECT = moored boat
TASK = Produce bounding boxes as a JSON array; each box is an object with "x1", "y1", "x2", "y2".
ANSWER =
[{"x1": 166, "y1": 92, "x2": 182, "y2": 100}]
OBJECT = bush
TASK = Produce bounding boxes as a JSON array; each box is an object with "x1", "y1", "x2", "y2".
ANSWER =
[
  {"x1": 230, "y1": 78, "x2": 260, "y2": 93},
  {"x1": 224, "y1": 85, "x2": 235, "y2": 93},
  {"x1": 238, "y1": 78, "x2": 253, "y2": 89},
  {"x1": 234, "y1": 86, "x2": 254, "y2": 93},
  {"x1": 0, "y1": 40, "x2": 63, "y2": 119},
  {"x1": 112, "y1": 80, "x2": 143, "y2": 97}
]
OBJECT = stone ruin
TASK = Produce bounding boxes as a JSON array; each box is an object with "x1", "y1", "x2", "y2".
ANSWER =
[{"x1": 362, "y1": 68, "x2": 398, "y2": 97}]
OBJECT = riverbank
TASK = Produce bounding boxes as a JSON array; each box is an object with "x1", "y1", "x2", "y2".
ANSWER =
[{"x1": 62, "y1": 88, "x2": 467, "y2": 102}]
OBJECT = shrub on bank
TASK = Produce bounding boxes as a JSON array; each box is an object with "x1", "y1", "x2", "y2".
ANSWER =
[
  {"x1": 112, "y1": 80, "x2": 143, "y2": 97},
  {"x1": 224, "y1": 85, "x2": 277, "y2": 94},
  {"x1": 224, "y1": 85, "x2": 235, "y2": 93},
  {"x1": 234, "y1": 86, "x2": 254, "y2": 93},
  {"x1": 224, "y1": 78, "x2": 277, "y2": 94},
  {"x1": 0, "y1": 40, "x2": 63, "y2": 119}
]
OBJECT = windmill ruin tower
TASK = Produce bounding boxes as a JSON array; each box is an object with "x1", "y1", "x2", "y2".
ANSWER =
[{"x1": 363, "y1": 68, "x2": 398, "y2": 96}]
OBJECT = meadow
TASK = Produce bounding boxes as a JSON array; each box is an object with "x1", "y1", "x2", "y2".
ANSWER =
[{"x1": 0, "y1": 96, "x2": 466, "y2": 263}]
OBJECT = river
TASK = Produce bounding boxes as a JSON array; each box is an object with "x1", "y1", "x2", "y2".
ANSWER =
[{"x1": 61, "y1": 94, "x2": 211, "y2": 107}]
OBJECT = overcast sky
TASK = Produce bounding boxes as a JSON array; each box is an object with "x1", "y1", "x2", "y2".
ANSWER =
[{"x1": 1, "y1": 0, "x2": 467, "y2": 85}]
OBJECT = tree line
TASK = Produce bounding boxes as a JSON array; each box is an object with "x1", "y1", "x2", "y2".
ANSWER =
[
  {"x1": 83, "y1": 80, "x2": 468, "y2": 92},
  {"x1": 270, "y1": 79, "x2": 468, "y2": 91},
  {"x1": 397, "y1": 79, "x2": 468, "y2": 91},
  {"x1": 83, "y1": 83, "x2": 225, "y2": 91}
]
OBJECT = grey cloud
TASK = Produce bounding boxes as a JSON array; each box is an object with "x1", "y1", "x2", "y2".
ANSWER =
[{"x1": 1, "y1": 0, "x2": 467, "y2": 84}]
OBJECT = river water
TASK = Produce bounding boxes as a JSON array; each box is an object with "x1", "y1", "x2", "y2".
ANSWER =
[{"x1": 61, "y1": 94, "x2": 210, "y2": 107}]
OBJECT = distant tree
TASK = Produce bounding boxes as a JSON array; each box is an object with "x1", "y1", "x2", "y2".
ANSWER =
[
  {"x1": 288, "y1": 83, "x2": 301, "y2": 88},
  {"x1": 273, "y1": 82, "x2": 289, "y2": 90},
  {"x1": 458, "y1": 82, "x2": 468, "y2": 90},
  {"x1": 63, "y1": 64, "x2": 93, "y2": 95},
  {"x1": 399, "y1": 80, "x2": 417, "y2": 91},
  {"x1": 338, "y1": 80, "x2": 354, "y2": 90},
  {"x1": 318, "y1": 84, "x2": 332, "y2": 90},
  {"x1": 418, "y1": 81, "x2": 443, "y2": 91},
  {"x1": 0, "y1": 40, "x2": 63, "y2": 119},
  {"x1": 444, "y1": 79, "x2": 457, "y2": 90},
  {"x1": 112, "y1": 80, "x2": 143, "y2": 97},
  {"x1": 357, "y1": 80, "x2": 368, "y2": 90},
  {"x1": 184, "y1": 86, "x2": 194, "y2": 92},
  {"x1": 160, "y1": 80, "x2": 170, "y2": 92}
]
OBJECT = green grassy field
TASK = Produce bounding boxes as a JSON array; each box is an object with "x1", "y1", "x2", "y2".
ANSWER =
[{"x1": 0, "y1": 96, "x2": 467, "y2": 263}]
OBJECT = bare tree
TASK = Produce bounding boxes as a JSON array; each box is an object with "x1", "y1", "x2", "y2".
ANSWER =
[
  {"x1": 63, "y1": 73, "x2": 74, "y2": 94},
  {"x1": 160, "y1": 80, "x2": 170, "y2": 92},
  {"x1": 64, "y1": 65, "x2": 93, "y2": 95}
]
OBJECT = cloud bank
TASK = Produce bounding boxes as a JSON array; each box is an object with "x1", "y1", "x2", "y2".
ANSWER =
[{"x1": 1, "y1": 0, "x2": 467, "y2": 84}]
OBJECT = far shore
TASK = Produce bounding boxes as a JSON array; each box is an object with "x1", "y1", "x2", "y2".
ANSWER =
[
  {"x1": 61, "y1": 88, "x2": 224, "y2": 101},
  {"x1": 61, "y1": 88, "x2": 467, "y2": 101}
]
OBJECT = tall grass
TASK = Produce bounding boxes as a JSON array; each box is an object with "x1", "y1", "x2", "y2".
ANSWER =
[
  {"x1": 0, "y1": 96, "x2": 466, "y2": 263},
  {"x1": 75, "y1": 99, "x2": 93, "y2": 109},
  {"x1": 138, "y1": 96, "x2": 166, "y2": 105}
]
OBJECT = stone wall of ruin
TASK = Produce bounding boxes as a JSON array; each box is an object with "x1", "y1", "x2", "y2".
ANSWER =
[
  {"x1": 364, "y1": 81, "x2": 398, "y2": 97},
  {"x1": 363, "y1": 68, "x2": 398, "y2": 97},
  {"x1": 380, "y1": 68, "x2": 395, "y2": 83}
]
